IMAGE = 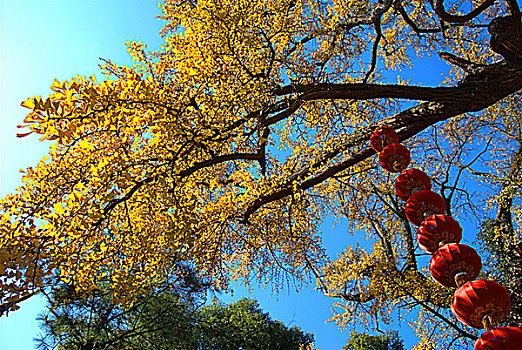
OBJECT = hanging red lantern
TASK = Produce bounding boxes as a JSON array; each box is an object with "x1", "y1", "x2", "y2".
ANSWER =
[
  {"x1": 429, "y1": 243, "x2": 481, "y2": 288},
  {"x1": 452, "y1": 279, "x2": 511, "y2": 329},
  {"x1": 417, "y1": 214, "x2": 462, "y2": 254},
  {"x1": 474, "y1": 327, "x2": 522, "y2": 350},
  {"x1": 370, "y1": 126, "x2": 399, "y2": 152},
  {"x1": 404, "y1": 190, "x2": 446, "y2": 226},
  {"x1": 379, "y1": 143, "x2": 411, "y2": 173},
  {"x1": 395, "y1": 168, "x2": 432, "y2": 201}
]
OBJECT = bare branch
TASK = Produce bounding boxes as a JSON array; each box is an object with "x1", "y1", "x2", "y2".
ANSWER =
[
  {"x1": 431, "y1": 0, "x2": 495, "y2": 23},
  {"x1": 505, "y1": 0, "x2": 521, "y2": 17},
  {"x1": 363, "y1": 18, "x2": 383, "y2": 84},
  {"x1": 438, "y1": 52, "x2": 481, "y2": 72},
  {"x1": 0, "y1": 289, "x2": 41, "y2": 317},
  {"x1": 398, "y1": 4, "x2": 441, "y2": 36}
]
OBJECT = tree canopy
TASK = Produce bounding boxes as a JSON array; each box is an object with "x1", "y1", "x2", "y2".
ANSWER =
[
  {"x1": 343, "y1": 330, "x2": 404, "y2": 350},
  {"x1": 2, "y1": 0, "x2": 522, "y2": 348},
  {"x1": 36, "y1": 280, "x2": 313, "y2": 350}
]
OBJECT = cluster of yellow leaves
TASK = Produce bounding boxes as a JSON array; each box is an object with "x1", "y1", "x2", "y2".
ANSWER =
[
  {"x1": 411, "y1": 307, "x2": 474, "y2": 350},
  {"x1": 324, "y1": 241, "x2": 451, "y2": 329}
]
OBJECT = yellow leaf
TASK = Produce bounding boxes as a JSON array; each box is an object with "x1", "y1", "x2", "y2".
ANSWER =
[
  {"x1": 20, "y1": 99, "x2": 35, "y2": 109},
  {"x1": 54, "y1": 202, "x2": 65, "y2": 216},
  {"x1": 51, "y1": 79, "x2": 62, "y2": 92}
]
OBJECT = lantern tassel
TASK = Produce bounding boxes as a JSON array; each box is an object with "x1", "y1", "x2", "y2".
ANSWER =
[
  {"x1": 454, "y1": 272, "x2": 469, "y2": 288},
  {"x1": 393, "y1": 161, "x2": 401, "y2": 172},
  {"x1": 482, "y1": 314, "x2": 496, "y2": 332}
]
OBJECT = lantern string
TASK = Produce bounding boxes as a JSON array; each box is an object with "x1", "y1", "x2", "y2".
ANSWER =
[{"x1": 371, "y1": 126, "x2": 513, "y2": 346}]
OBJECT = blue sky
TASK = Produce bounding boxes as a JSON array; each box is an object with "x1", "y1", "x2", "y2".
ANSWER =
[{"x1": 1, "y1": 0, "x2": 502, "y2": 349}]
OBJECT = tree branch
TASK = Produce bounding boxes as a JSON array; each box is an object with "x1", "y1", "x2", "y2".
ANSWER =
[
  {"x1": 272, "y1": 82, "x2": 477, "y2": 104},
  {"x1": 489, "y1": 15, "x2": 522, "y2": 67},
  {"x1": 505, "y1": 0, "x2": 521, "y2": 17},
  {"x1": 388, "y1": 275, "x2": 478, "y2": 340},
  {"x1": 398, "y1": 4, "x2": 441, "y2": 36},
  {"x1": 242, "y1": 109, "x2": 451, "y2": 223},
  {"x1": 176, "y1": 152, "x2": 263, "y2": 178},
  {"x1": 431, "y1": 0, "x2": 495, "y2": 23},
  {"x1": 438, "y1": 52, "x2": 482, "y2": 72},
  {"x1": 363, "y1": 17, "x2": 383, "y2": 83},
  {"x1": 0, "y1": 289, "x2": 41, "y2": 317}
]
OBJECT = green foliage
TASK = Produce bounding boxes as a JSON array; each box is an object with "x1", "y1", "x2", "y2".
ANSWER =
[
  {"x1": 36, "y1": 283, "x2": 199, "y2": 350},
  {"x1": 343, "y1": 330, "x2": 403, "y2": 350},
  {"x1": 478, "y1": 219, "x2": 512, "y2": 281},
  {"x1": 477, "y1": 219, "x2": 522, "y2": 326},
  {"x1": 36, "y1": 283, "x2": 313, "y2": 350},
  {"x1": 197, "y1": 298, "x2": 314, "y2": 350}
]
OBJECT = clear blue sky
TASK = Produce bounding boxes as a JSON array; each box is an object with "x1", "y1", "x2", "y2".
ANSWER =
[{"x1": 1, "y1": 1, "x2": 495, "y2": 349}]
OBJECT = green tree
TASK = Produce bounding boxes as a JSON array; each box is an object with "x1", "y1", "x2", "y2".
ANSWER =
[
  {"x1": 196, "y1": 298, "x2": 314, "y2": 350},
  {"x1": 36, "y1": 275, "x2": 207, "y2": 350},
  {"x1": 36, "y1": 282, "x2": 314, "y2": 350},
  {"x1": 343, "y1": 330, "x2": 404, "y2": 350}
]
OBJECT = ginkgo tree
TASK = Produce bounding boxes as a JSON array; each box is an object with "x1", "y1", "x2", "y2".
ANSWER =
[{"x1": 2, "y1": 0, "x2": 522, "y2": 348}]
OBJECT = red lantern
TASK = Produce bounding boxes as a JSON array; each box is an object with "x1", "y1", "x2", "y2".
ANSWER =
[
  {"x1": 452, "y1": 279, "x2": 511, "y2": 329},
  {"x1": 417, "y1": 215, "x2": 462, "y2": 254},
  {"x1": 395, "y1": 168, "x2": 432, "y2": 201},
  {"x1": 378, "y1": 143, "x2": 411, "y2": 173},
  {"x1": 474, "y1": 327, "x2": 522, "y2": 350},
  {"x1": 405, "y1": 190, "x2": 446, "y2": 226},
  {"x1": 429, "y1": 243, "x2": 481, "y2": 288},
  {"x1": 370, "y1": 126, "x2": 399, "y2": 152}
]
